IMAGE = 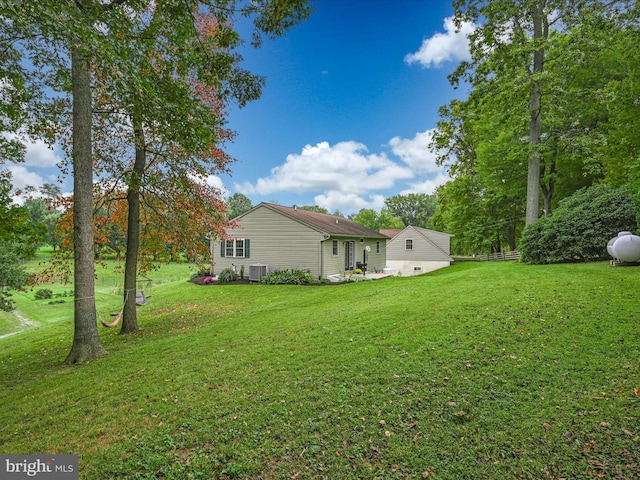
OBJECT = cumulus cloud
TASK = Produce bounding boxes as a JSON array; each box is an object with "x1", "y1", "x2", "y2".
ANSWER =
[
  {"x1": 313, "y1": 191, "x2": 386, "y2": 214},
  {"x1": 23, "y1": 139, "x2": 62, "y2": 167},
  {"x1": 3, "y1": 134, "x2": 62, "y2": 168},
  {"x1": 400, "y1": 172, "x2": 450, "y2": 196},
  {"x1": 237, "y1": 141, "x2": 413, "y2": 196},
  {"x1": 405, "y1": 16, "x2": 475, "y2": 68},
  {"x1": 388, "y1": 129, "x2": 440, "y2": 174},
  {"x1": 235, "y1": 135, "x2": 451, "y2": 214},
  {"x1": 6, "y1": 164, "x2": 46, "y2": 191}
]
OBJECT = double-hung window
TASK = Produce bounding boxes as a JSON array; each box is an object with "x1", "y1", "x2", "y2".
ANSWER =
[
  {"x1": 222, "y1": 239, "x2": 248, "y2": 258},
  {"x1": 405, "y1": 239, "x2": 414, "y2": 250},
  {"x1": 332, "y1": 240, "x2": 339, "y2": 256}
]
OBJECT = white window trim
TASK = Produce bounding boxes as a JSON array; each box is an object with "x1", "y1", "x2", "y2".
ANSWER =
[{"x1": 225, "y1": 238, "x2": 246, "y2": 258}]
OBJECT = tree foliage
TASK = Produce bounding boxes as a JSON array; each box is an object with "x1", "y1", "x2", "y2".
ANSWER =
[
  {"x1": 431, "y1": 0, "x2": 639, "y2": 254},
  {"x1": 0, "y1": 171, "x2": 44, "y2": 311},
  {"x1": 226, "y1": 193, "x2": 253, "y2": 219},
  {"x1": 518, "y1": 184, "x2": 639, "y2": 264},
  {"x1": 350, "y1": 208, "x2": 404, "y2": 231},
  {"x1": 384, "y1": 193, "x2": 436, "y2": 228},
  {"x1": 1, "y1": 0, "x2": 312, "y2": 360}
]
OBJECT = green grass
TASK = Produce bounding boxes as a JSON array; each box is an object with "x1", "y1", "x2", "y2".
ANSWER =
[{"x1": 0, "y1": 261, "x2": 638, "y2": 479}]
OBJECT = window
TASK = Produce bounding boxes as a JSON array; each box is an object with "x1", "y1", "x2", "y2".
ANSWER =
[
  {"x1": 405, "y1": 239, "x2": 414, "y2": 250},
  {"x1": 332, "y1": 240, "x2": 339, "y2": 256},
  {"x1": 235, "y1": 239, "x2": 244, "y2": 258},
  {"x1": 376, "y1": 241, "x2": 380, "y2": 253},
  {"x1": 222, "y1": 239, "x2": 249, "y2": 258}
]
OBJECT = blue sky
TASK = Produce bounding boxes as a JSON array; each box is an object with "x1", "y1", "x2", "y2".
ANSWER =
[{"x1": 9, "y1": 0, "x2": 474, "y2": 215}]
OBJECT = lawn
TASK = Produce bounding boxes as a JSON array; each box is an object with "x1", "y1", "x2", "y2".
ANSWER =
[{"x1": 0, "y1": 261, "x2": 638, "y2": 479}]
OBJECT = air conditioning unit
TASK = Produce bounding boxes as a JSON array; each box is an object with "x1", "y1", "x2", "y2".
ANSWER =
[{"x1": 249, "y1": 264, "x2": 268, "y2": 282}]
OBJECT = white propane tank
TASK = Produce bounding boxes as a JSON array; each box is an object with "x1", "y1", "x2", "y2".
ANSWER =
[{"x1": 609, "y1": 231, "x2": 640, "y2": 262}]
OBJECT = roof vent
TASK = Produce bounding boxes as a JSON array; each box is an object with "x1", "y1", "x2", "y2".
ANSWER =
[{"x1": 335, "y1": 219, "x2": 339, "y2": 224}]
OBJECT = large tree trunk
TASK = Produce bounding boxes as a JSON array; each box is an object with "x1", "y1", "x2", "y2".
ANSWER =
[
  {"x1": 525, "y1": 0, "x2": 546, "y2": 226},
  {"x1": 120, "y1": 114, "x2": 146, "y2": 334},
  {"x1": 64, "y1": 47, "x2": 107, "y2": 364}
]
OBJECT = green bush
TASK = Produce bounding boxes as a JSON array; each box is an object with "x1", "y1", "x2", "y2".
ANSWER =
[
  {"x1": 519, "y1": 184, "x2": 638, "y2": 264},
  {"x1": 217, "y1": 268, "x2": 238, "y2": 284},
  {"x1": 260, "y1": 269, "x2": 312, "y2": 285},
  {"x1": 345, "y1": 274, "x2": 371, "y2": 283},
  {"x1": 34, "y1": 288, "x2": 53, "y2": 300}
]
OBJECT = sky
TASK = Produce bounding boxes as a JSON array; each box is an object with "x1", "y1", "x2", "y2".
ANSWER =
[{"x1": 8, "y1": 0, "x2": 474, "y2": 215}]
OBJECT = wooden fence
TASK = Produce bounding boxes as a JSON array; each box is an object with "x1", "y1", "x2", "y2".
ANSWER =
[{"x1": 484, "y1": 250, "x2": 521, "y2": 261}]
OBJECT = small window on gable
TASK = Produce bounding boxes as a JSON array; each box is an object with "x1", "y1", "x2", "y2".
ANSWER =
[
  {"x1": 406, "y1": 239, "x2": 414, "y2": 250},
  {"x1": 332, "y1": 240, "x2": 339, "y2": 256}
]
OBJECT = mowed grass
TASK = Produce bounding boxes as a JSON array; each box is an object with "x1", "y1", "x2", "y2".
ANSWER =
[{"x1": 0, "y1": 261, "x2": 638, "y2": 479}]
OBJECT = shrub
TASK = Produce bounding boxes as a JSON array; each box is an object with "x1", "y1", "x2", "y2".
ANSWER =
[
  {"x1": 260, "y1": 269, "x2": 312, "y2": 285},
  {"x1": 217, "y1": 268, "x2": 238, "y2": 284},
  {"x1": 345, "y1": 274, "x2": 371, "y2": 283},
  {"x1": 519, "y1": 184, "x2": 639, "y2": 264},
  {"x1": 35, "y1": 289, "x2": 53, "y2": 300},
  {"x1": 190, "y1": 267, "x2": 211, "y2": 280}
]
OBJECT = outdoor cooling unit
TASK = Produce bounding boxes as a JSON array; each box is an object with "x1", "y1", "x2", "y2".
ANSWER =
[{"x1": 249, "y1": 264, "x2": 268, "y2": 282}]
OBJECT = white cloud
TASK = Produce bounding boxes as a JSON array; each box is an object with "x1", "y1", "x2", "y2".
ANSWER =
[
  {"x1": 313, "y1": 191, "x2": 386, "y2": 214},
  {"x1": 400, "y1": 172, "x2": 450, "y2": 196},
  {"x1": 388, "y1": 129, "x2": 440, "y2": 174},
  {"x1": 6, "y1": 164, "x2": 46, "y2": 191},
  {"x1": 405, "y1": 16, "x2": 475, "y2": 68},
  {"x1": 3, "y1": 134, "x2": 63, "y2": 168},
  {"x1": 23, "y1": 140, "x2": 62, "y2": 167},
  {"x1": 237, "y1": 141, "x2": 413, "y2": 196},
  {"x1": 204, "y1": 174, "x2": 228, "y2": 194},
  {"x1": 235, "y1": 135, "x2": 451, "y2": 214}
]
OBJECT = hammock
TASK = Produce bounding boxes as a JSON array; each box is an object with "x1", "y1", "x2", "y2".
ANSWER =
[
  {"x1": 101, "y1": 312, "x2": 122, "y2": 328},
  {"x1": 101, "y1": 289, "x2": 130, "y2": 328},
  {"x1": 101, "y1": 287, "x2": 151, "y2": 328}
]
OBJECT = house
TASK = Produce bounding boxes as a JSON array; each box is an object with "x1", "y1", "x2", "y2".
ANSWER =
[
  {"x1": 212, "y1": 203, "x2": 389, "y2": 281},
  {"x1": 381, "y1": 225, "x2": 453, "y2": 276}
]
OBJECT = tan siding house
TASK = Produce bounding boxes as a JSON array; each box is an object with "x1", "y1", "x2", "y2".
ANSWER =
[
  {"x1": 383, "y1": 225, "x2": 453, "y2": 276},
  {"x1": 213, "y1": 203, "x2": 388, "y2": 280}
]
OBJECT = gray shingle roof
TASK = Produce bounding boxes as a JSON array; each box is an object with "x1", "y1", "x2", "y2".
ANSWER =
[{"x1": 265, "y1": 203, "x2": 388, "y2": 239}]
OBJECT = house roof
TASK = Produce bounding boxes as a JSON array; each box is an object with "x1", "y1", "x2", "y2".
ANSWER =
[
  {"x1": 256, "y1": 203, "x2": 389, "y2": 239},
  {"x1": 380, "y1": 229, "x2": 403, "y2": 238}
]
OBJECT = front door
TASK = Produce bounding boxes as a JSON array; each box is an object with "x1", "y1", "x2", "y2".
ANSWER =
[{"x1": 344, "y1": 241, "x2": 355, "y2": 270}]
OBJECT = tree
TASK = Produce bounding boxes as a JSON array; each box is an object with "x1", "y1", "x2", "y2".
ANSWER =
[
  {"x1": 1, "y1": 0, "x2": 312, "y2": 361},
  {"x1": 451, "y1": 0, "x2": 631, "y2": 225},
  {"x1": 227, "y1": 193, "x2": 253, "y2": 219},
  {"x1": 431, "y1": 1, "x2": 636, "y2": 253},
  {"x1": 299, "y1": 205, "x2": 328, "y2": 214},
  {"x1": 0, "y1": 170, "x2": 42, "y2": 311},
  {"x1": 384, "y1": 193, "x2": 436, "y2": 228},
  {"x1": 350, "y1": 208, "x2": 404, "y2": 231}
]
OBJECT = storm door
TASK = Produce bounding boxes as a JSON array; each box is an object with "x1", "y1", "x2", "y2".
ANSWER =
[{"x1": 344, "y1": 241, "x2": 355, "y2": 270}]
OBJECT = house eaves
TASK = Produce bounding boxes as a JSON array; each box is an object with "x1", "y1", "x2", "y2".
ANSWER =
[{"x1": 262, "y1": 203, "x2": 388, "y2": 239}]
